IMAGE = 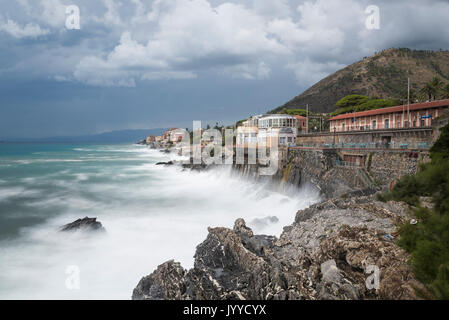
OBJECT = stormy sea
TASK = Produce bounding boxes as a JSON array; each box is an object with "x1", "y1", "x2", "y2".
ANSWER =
[{"x1": 0, "y1": 143, "x2": 320, "y2": 299}]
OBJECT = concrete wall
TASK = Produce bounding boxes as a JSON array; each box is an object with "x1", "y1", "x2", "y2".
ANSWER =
[{"x1": 230, "y1": 145, "x2": 429, "y2": 199}]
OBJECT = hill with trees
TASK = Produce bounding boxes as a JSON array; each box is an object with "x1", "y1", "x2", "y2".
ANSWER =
[{"x1": 270, "y1": 48, "x2": 449, "y2": 114}]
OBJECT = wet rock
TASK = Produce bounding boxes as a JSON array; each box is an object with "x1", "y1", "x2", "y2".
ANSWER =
[
  {"x1": 61, "y1": 217, "x2": 105, "y2": 232},
  {"x1": 155, "y1": 161, "x2": 174, "y2": 166},
  {"x1": 132, "y1": 260, "x2": 188, "y2": 300},
  {"x1": 321, "y1": 260, "x2": 341, "y2": 284},
  {"x1": 133, "y1": 196, "x2": 428, "y2": 300}
]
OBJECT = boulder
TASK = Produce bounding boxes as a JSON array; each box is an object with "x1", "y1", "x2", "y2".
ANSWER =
[
  {"x1": 61, "y1": 217, "x2": 105, "y2": 232},
  {"x1": 156, "y1": 161, "x2": 174, "y2": 166}
]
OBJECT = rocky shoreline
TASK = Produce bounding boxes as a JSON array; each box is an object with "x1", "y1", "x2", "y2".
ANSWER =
[
  {"x1": 130, "y1": 146, "x2": 429, "y2": 300},
  {"x1": 132, "y1": 193, "x2": 426, "y2": 300}
]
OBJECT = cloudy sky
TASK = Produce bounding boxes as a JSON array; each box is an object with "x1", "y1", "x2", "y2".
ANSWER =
[{"x1": 1, "y1": 0, "x2": 448, "y2": 138}]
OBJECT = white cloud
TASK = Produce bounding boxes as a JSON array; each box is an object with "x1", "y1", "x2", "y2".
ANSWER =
[
  {"x1": 0, "y1": 18, "x2": 49, "y2": 38},
  {"x1": 74, "y1": 0, "x2": 289, "y2": 86},
  {"x1": 2, "y1": 0, "x2": 449, "y2": 88},
  {"x1": 39, "y1": 0, "x2": 67, "y2": 28}
]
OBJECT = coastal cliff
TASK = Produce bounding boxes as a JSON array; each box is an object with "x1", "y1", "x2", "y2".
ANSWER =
[
  {"x1": 132, "y1": 146, "x2": 431, "y2": 300},
  {"x1": 133, "y1": 195, "x2": 426, "y2": 300}
]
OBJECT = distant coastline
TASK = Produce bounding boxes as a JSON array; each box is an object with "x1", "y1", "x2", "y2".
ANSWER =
[{"x1": 1, "y1": 128, "x2": 168, "y2": 144}]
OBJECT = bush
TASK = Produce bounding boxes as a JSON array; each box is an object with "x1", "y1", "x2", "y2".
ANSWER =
[{"x1": 382, "y1": 123, "x2": 449, "y2": 299}]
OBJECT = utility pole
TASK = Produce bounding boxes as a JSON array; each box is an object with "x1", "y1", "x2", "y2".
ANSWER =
[
  {"x1": 407, "y1": 77, "x2": 411, "y2": 127},
  {"x1": 306, "y1": 104, "x2": 309, "y2": 134}
]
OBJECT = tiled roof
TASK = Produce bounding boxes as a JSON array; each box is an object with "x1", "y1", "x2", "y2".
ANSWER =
[{"x1": 329, "y1": 99, "x2": 449, "y2": 121}]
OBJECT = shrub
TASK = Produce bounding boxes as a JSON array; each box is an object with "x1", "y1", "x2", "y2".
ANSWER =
[{"x1": 382, "y1": 123, "x2": 449, "y2": 299}]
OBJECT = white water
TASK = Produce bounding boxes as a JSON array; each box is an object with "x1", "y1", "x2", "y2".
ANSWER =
[{"x1": 0, "y1": 145, "x2": 320, "y2": 300}]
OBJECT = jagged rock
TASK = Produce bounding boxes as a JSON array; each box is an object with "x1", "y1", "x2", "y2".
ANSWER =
[
  {"x1": 155, "y1": 161, "x2": 174, "y2": 166},
  {"x1": 133, "y1": 196, "x2": 427, "y2": 300},
  {"x1": 132, "y1": 260, "x2": 188, "y2": 300},
  {"x1": 60, "y1": 217, "x2": 105, "y2": 232},
  {"x1": 234, "y1": 218, "x2": 254, "y2": 238},
  {"x1": 321, "y1": 260, "x2": 341, "y2": 284}
]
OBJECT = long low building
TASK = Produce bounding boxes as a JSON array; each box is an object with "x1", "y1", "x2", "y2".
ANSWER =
[{"x1": 329, "y1": 99, "x2": 449, "y2": 132}]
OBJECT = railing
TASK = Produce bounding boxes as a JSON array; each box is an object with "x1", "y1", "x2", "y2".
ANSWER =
[
  {"x1": 294, "y1": 141, "x2": 431, "y2": 150},
  {"x1": 331, "y1": 124, "x2": 432, "y2": 132}
]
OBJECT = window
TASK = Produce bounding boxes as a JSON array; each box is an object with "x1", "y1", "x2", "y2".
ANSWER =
[
  {"x1": 372, "y1": 120, "x2": 377, "y2": 129},
  {"x1": 385, "y1": 119, "x2": 389, "y2": 129},
  {"x1": 342, "y1": 123, "x2": 345, "y2": 131},
  {"x1": 421, "y1": 119, "x2": 425, "y2": 127}
]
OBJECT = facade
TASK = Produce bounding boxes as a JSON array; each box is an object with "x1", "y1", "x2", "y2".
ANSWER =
[
  {"x1": 163, "y1": 128, "x2": 187, "y2": 143},
  {"x1": 146, "y1": 135, "x2": 156, "y2": 144},
  {"x1": 329, "y1": 99, "x2": 449, "y2": 133},
  {"x1": 236, "y1": 114, "x2": 299, "y2": 148},
  {"x1": 258, "y1": 114, "x2": 298, "y2": 146},
  {"x1": 295, "y1": 115, "x2": 307, "y2": 133},
  {"x1": 236, "y1": 126, "x2": 258, "y2": 147}
]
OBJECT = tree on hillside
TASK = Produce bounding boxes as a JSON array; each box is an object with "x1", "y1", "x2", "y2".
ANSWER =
[
  {"x1": 335, "y1": 95, "x2": 370, "y2": 109},
  {"x1": 420, "y1": 83, "x2": 438, "y2": 101},
  {"x1": 420, "y1": 77, "x2": 445, "y2": 101},
  {"x1": 281, "y1": 108, "x2": 308, "y2": 117},
  {"x1": 441, "y1": 84, "x2": 449, "y2": 99},
  {"x1": 431, "y1": 77, "x2": 444, "y2": 93}
]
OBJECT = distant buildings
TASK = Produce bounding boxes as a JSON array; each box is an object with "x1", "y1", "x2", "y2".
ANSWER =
[
  {"x1": 161, "y1": 128, "x2": 187, "y2": 144},
  {"x1": 329, "y1": 99, "x2": 449, "y2": 132},
  {"x1": 146, "y1": 136, "x2": 156, "y2": 144}
]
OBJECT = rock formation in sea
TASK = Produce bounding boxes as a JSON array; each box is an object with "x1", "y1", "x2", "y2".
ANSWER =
[
  {"x1": 61, "y1": 217, "x2": 105, "y2": 232},
  {"x1": 132, "y1": 195, "x2": 427, "y2": 300}
]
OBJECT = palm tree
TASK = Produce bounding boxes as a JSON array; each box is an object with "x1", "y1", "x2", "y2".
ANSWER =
[
  {"x1": 420, "y1": 83, "x2": 437, "y2": 101},
  {"x1": 431, "y1": 77, "x2": 444, "y2": 91},
  {"x1": 431, "y1": 77, "x2": 444, "y2": 98},
  {"x1": 442, "y1": 84, "x2": 449, "y2": 99}
]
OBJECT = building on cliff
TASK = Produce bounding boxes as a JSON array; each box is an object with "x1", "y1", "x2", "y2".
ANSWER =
[
  {"x1": 329, "y1": 99, "x2": 449, "y2": 133},
  {"x1": 236, "y1": 114, "x2": 300, "y2": 148}
]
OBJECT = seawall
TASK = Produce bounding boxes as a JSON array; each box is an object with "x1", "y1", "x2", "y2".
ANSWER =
[{"x1": 232, "y1": 147, "x2": 429, "y2": 199}]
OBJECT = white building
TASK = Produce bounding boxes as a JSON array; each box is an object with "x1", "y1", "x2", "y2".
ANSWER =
[
  {"x1": 258, "y1": 114, "x2": 298, "y2": 147},
  {"x1": 236, "y1": 114, "x2": 299, "y2": 148}
]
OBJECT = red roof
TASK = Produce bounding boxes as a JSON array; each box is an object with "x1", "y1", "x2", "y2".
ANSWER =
[
  {"x1": 295, "y1": 115, "x2": 307, "y2": 120},
  {"x1": 329, "y1": 99, "x2": 449, "y2": 121}
]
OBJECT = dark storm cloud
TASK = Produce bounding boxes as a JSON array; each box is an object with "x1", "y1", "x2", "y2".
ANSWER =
[{"x1": 0, "y1": 0, "x2": 448, "y2": 138}]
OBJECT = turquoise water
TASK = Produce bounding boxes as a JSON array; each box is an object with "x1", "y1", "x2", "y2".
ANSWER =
[
  {"x1": 0, "y1": 143, "x2": 319, "y2": 299},
  {"x1": 0, "y1": 143, "x2": 146, "y2": 240}
]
